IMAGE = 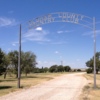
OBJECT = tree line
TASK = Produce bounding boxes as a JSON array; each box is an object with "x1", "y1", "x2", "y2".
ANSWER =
[
  {"x1": 0, "y1": 48, "x2": 72, "y2": 79},
  {"x1": 33, "y1": 65, "x2": 71, "y2": 73}
]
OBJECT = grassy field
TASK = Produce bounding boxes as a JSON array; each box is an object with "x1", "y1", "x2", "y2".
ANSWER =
[
  {"x1": 0, "y1": 72, "x2": 68, "y2": 96},
  {"x1": 80, "y1": 73, "x2": 100, "y2": 100}
]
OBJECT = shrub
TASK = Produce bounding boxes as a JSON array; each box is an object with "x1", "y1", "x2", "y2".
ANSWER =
[
  {"x1": 77, "y1": 69, "x2": 81, "y2": 72},
  {"x1": 73, "y1": 69, "x2": 76, "y2": 72},
  {"x1": 86, "y1": 68, "x2": 93, "y2": 74}
]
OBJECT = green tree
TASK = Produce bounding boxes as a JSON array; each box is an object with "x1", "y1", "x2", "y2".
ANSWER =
[
  {"x1": 49, "y1": 65, "x2": 58, "y2": 72},
  {"x1": 3, "y1": 54, "x2": 10, "y2": 79},
  {"x1": 8, "y1": 51, "x2": 37, "y2": 77},
  {"x1": 86, "y1": 59, "x2": 93, "y2": 69},
  {"x1": 39, "y1": 67, "x2": 44, "y2": 73},
  {"x1": 23, "y1": 65, "x2": 32, "y2": 76},
  {"x1": 21, "y1": 51, "x2": 37, "y2": 76},
  {"x1": 57, "y1": 65, "x2": 64, "y2": 72},
  {"x1": 8, "y1": 50, "x2": 18, "y2": 78},
  {"x1": 86, "y1": 52, "x2": 100, "y2": 74},
  {"x1": 0, "y1": 48, "x2": 6, "y2": 75},
  {"x1": 43, "y1": 67, "x2": 49, "y2": 73},
  {"x1": 64, "y1": 66, "x2": 71, "y2": 72},
  {"x1": 33, "y1": 67, "x2": 40, "y2": 73}
]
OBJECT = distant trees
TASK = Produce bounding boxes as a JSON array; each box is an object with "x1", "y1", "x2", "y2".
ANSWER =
[
  {"x1": 86, "y1": 52, "x2": 100, "y2": 74},
  {"x1": 49, "y1": 65, "x2": 71, "y2": 73},
  {"x1": 43, "y1": 67, "x2": 49, "y2": 73},
  {"x1": 49, "y1": 65, "x2": 58, "y2": 72},
  {"x1": 77, "y1": 69, "x2": 81, "y2": 71},
  {"x1": 33, "y1": 67, "x2": 49, "y2": 73},
  {"x1": 57, "y1": 65, "x2": 64, "y2": 72},
  {"x1": 64, "y1": 66, "x2": 71, "y2": 72},
  {"x1": 33, "y1": 65, "x2": 71, "y2": 73}
]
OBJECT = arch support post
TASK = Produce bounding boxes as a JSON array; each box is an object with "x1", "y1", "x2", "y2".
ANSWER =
[
  {"x1": 18, "y1": 24, "x2": 21, "y2": 88},
  {"x1": 93, "y1": 17, "x2": 96, "y2": 89}
]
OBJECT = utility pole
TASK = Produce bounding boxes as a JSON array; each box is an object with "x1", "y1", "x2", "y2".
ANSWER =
[{"x1": 61, "y1": 60, "x2": 63, "y2": 66}]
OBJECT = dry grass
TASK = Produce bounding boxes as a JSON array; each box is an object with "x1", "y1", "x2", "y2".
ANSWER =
[
  {"x1": 0, "y1": 72, "x2": 68, "y2": 96},
  {"x1": 80, "y1": 72, "x2": 100, "y2": 100}
]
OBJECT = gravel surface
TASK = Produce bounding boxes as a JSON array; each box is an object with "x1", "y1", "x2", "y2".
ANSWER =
[{"x1": 0, "y1": 73, "x2": 87, "y2": 100}]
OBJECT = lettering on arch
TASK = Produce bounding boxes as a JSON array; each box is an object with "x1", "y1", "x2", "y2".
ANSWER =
[{"x1": 28, "y1": 12, "x2": 93, "y2": 29}]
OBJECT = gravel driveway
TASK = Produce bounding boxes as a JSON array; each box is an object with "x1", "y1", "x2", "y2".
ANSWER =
[{"x1": 0, "y1": 73, "x2": 87, "y2": 100}]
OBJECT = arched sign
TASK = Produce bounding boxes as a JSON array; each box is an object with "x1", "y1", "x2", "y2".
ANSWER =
[
  {"x1": 18, "y1": 12, "x2": 96, "y2": 88},
  {"x1": 28, "y1": 12, "x2": 93, "y2": 29}
]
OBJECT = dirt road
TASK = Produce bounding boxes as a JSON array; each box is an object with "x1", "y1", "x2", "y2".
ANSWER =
[{"x1": 0, "y1": 73, "x2": 87, "y2": 100}]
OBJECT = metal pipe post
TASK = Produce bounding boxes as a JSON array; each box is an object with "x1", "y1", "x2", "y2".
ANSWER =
[
  {"x1": 93, "y1": 17, "x2": 96, "y2": 89},
  {"x1": 18, "y1": 24, "x2": 21, "y2": 88}
]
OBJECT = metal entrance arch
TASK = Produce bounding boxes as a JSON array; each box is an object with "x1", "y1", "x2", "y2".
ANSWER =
[{"x1": 18, "y1": 12, "x2": 96, "y2": 88}]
